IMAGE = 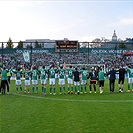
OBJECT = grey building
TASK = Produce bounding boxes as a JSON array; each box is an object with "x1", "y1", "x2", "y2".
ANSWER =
[{"x1": 23, "y1": 39, "x2": 56, "y2": 48}]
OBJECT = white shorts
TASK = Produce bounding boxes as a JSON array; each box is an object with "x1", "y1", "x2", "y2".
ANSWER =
[
  {"x1": 74, "y1": 81, "x2": 80, "y2": 86},
  {"x1": 50, "y1": 78, "x2": 55, "y2": 85},
  {"x1": 41, "y1": 79, "x2": 47, "y2": 85},
  {"x1": 55, "y1": 74, "x2": 58, "y2": 79},
  {"x1": 16, "y1": 80, "x2": 21, "y2": 85},
  {"x1": 128, "y1": 78, "x2": 133, "y2": 83},
  {"x1": 59, "y1": 79, "x2": 65, "y2": 85},
  {"x1": 32, "y1": 80, "x2": 38, "y2": 85},
  {"x1": 25, "y1": 80, "x2": 30, "y2": 86},
  {"x1": 81, "y1": 80, "x2": 87, "y2": 85},
  {"x1": 68, "y1": 78, "x2": 73, "y2": 84}
]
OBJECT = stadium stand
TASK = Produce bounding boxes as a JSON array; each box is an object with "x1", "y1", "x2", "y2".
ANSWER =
[{"x1": 0, "y1": 48, "x2": 131, "y2": 70}]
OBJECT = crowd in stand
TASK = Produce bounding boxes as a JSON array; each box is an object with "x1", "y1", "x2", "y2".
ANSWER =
[{"x1": 0, "y1": 51, "x2": 131, "y2": 69}]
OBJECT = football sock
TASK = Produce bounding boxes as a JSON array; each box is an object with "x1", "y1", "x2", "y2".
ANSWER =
[
  {"x1": 41, "y1": 86, "x2": 43, "y2": 92},
  {"x1": 128, "y1": 84, "x2": 130, "y2": 90},
  {"x1": 20, "y1": 86, "x2": 22, "y2": 91},
  {"x1": 32, "y1": 87, "x2": 34, "y2": 92},
  {"x1": 68, "y1": 87, "x2": 70, "y2": 91},
  {"x1": 71, "y1": 86, "x2": 73, "y2": 92},
  {"x1": 36, "y1": 86, "x2": 38, "y2": 92},
  {"x1": 84, "y1": 86, "x2": 86, "y2": 92},
  {"x1": 50, "y1": 87, "x2": 52, "y2": 93},
  {"x1": 73, "y1": 86, "x2": 76, "y2": 92},
  {"x1": 54, "y1": 88, "x2": 56, "y2": 93},
  {"x1": 90, "y1": 85, "x2": 92, "y2": 91},
  {"x1": 78, "y1": 86, "x2": 80, "y2": 92},
  {"x1": 63, "y1": 87, "x2": 65, "y2": 92},
  {"x1": 94, "y1": 85, "x2": 96, "y2": 92},
  {"x1": 81, "y1": 86, "x2": 83, "y2": 92},
  {"x1": 44, "y1": 87, "x2": 46, "y2": 93},
  {"x1": 16, "y1": 87, "x2": 18, "y2": 92},
  {"x1": 132, "y1": 84, "x2": 133, "y2": 89},
  {"x1": 60, "y1": 87, "x2": 62, "y2": 93}
]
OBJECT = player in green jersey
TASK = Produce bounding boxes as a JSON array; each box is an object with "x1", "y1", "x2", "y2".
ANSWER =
[
  {"x1": 80, "y1": 67, "x2": 88, "y2": 94},
  {"x1": 64, "y1": 63, "x2": 74, "y2": 94},
  {"x1": 39, "y1": 66, "x2": 48, "y2": 95},
  {"x1": 0, "y1": 67, "x2": 10, "y2": 94},
  {"x1": 30, "y1": 66, "x2": 40, "y2": 93},
  {"x1": 126, "y1": 65, "x2": 133, "y2": 92},
  {"x1": 58, "y1": 66, "x2": 66, "y2": 94},
  {"x1": 12, "y1": 68, "x2": 23, "y2": 93},
  {"x1": 22, "y1": 66, "x2": 31, "y2": 94},
  {"x1": 49, "y1": 65, "x2": 57, "y2": 95},
  {"x1": 98, "y1": 68, "x2": 105, "y2": 94}
]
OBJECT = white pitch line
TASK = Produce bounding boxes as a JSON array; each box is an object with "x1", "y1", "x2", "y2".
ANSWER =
[{"x1": 12, "y1": 93, "x2": 133, "y2": 103}]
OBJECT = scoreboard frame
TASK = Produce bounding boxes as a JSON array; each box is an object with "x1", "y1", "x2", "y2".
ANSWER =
[{"x1": 55, "y1": 40, "x2": 78, "y2": 52}]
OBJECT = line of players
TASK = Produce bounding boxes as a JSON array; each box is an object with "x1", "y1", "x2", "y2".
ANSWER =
[
  {"x1": 13, "y1": 64, "x2": 94, "y2": 95},
  {"x1": 0, "y1": 63, "x2": 133, "y2": 95},
  {"x1": 20, "y1": 63, "x2": 105, "y2": 95}
]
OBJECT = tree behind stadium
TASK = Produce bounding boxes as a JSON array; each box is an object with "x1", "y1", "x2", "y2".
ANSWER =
[
  {"x1": 35, "y1": 40, "x2": 42, "y2": 48},
  {"x1": 6, "y1": 37, "x2": 14, "y2": 48},
  {"x1": 17, "y1": 40, "x2": 23, "y2": 48}
]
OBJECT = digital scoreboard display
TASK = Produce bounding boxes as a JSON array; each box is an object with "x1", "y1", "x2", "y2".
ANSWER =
[{"x1": 55, "y1": 40, "x2": 78, "y2": 52}]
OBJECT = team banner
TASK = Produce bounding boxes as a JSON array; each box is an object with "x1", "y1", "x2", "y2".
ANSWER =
[
  {"x1": 23, "y1": 51, "x2": 30, "y2": 63},
  {"x1": 1, "y1": 48, "x2": 131, "y2": 54}
]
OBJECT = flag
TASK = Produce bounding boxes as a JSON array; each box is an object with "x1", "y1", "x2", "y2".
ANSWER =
[{"x1": 23, "y1": 51, "x2": 30, "y2": 63}]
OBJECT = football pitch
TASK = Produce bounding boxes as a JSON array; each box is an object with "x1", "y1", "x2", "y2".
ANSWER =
[{"x1": 0, "y1": 79, "x2": 133, "y2": 133}]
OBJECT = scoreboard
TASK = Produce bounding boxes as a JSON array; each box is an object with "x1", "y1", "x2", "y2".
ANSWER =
[{"x1": 55, "y1": 40, "x2": 78, "y2": 52}]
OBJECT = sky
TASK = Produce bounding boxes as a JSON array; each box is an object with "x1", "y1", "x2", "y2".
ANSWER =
[{"x1": 0, "y1": 0, "x2": 133, "y2": 43}]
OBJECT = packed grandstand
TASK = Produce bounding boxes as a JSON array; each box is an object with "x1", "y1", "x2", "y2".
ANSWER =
[{"x1": 0, "y1": 48, "x2": 132, "y2": 71}]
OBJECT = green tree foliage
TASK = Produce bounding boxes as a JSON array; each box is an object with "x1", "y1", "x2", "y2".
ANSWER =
[
  {"x1": 26, "y1": 45, "x2": 31, "y2": 48},
  {"x1": 118, "y1": 43, "x2": 127, "y2": 48},
  {"x1": 35, "y1": 41, "x2": 42, "y2": 48},
  {"x1": 6, "y1": 38, "x2": 14, "y2": 48},
  {"x1": 91, "y1": 38, "x2": 101, "y2": 48},
  {"x1": 17, "y1": 40, "x2": 23, "y2": 48}
]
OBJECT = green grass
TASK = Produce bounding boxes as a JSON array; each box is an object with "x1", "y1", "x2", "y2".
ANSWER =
[{"x1": 0, "y1": 79, "x2": 133, "y2": 133}]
